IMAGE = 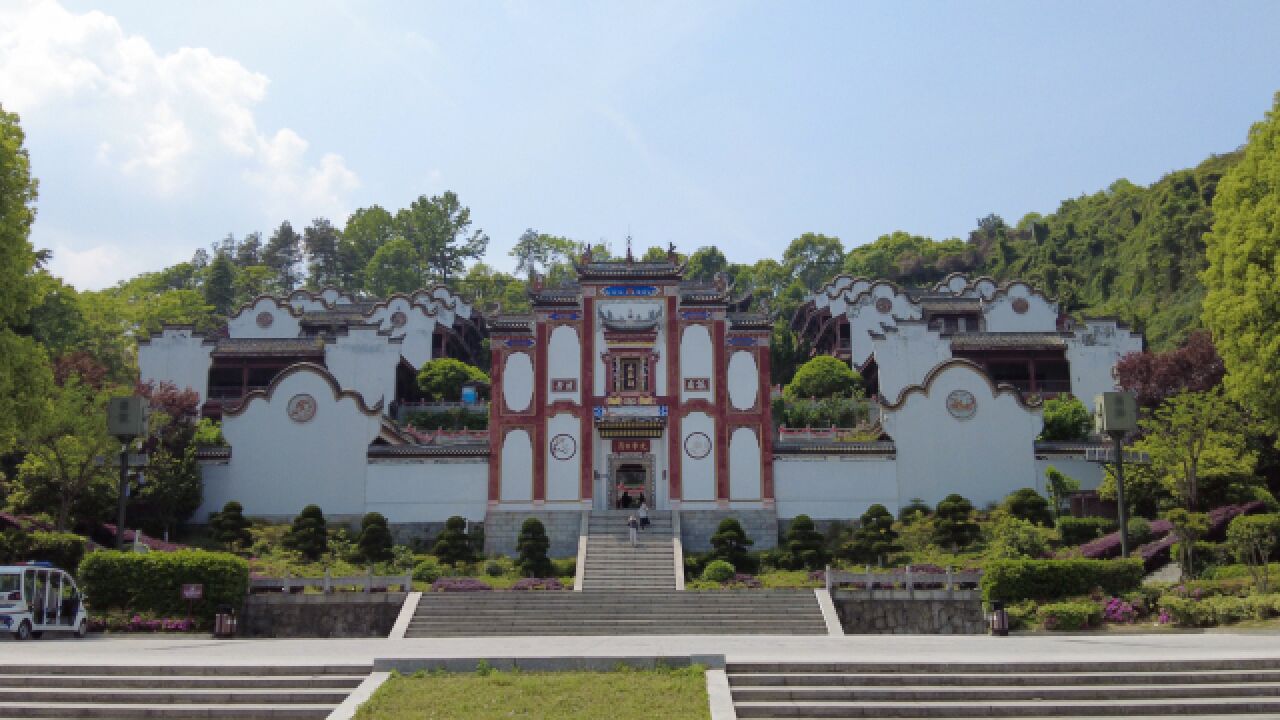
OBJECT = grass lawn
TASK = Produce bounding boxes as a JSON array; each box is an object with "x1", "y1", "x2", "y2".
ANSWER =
[{"x1": 354, "y1": 666, "x2": 710, "y2": 720}]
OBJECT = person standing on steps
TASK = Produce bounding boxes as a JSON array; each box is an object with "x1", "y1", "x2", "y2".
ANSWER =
[
  {"x1": 627, "y1": 515, "x2": 639, "y2": 548},
  {"x1": 638, "y1": 501, "x2": 650, "y2": 531}
]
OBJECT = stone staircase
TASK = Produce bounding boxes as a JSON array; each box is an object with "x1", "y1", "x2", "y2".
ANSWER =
[
  {"x1": 580, "y1": 509, "x2": 676, "y2": 590},
  {"x1": 0, "y1": 664, "x2": 369, "y2": 719},
  {"x1": 728, "y1": 658, "x2": 1280, "y2": 717},
  {"x1": 405, "y1": 589, "x2": 827, "y2": 636}
]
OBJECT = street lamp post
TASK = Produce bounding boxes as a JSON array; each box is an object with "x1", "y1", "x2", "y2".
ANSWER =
[{"x1": 107, "y1": 397, "x2": 147, "y2": 550}]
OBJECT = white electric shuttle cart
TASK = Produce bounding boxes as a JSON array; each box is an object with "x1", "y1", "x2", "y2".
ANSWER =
[{"x1": 0, "y1": 562, "x2": 89, "y2": 640}]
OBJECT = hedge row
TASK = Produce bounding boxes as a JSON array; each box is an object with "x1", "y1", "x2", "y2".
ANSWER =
[
  {"x1": 1057, "y1": 517, "x2": 1115, "y2": 546},
  {"x1": 0, "y1": 529, "x2": 86, "y2": 572},
  {"x1": 78, "y1": 550, "x2": 248, "y2": 622},
  {"x1": 982, "y1": 558, "x2": 1144, "y2": 603}
]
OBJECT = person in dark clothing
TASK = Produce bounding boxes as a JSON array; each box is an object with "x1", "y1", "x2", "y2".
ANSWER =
[{"x1": 620, "y1": 491, "x2": 632, "y2": 509}]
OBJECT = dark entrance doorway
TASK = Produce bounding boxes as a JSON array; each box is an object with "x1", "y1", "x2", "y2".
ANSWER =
[{"x1": 611, "y1": 459, "x2": 653, "y2": 509}]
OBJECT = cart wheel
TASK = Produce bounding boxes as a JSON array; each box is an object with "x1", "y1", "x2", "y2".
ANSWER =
[
  {"x1": 14, "y1": 621, "x2": 31, "y2": 641},
  {"x1": 75, "y1": 619, "x2": 88, "y2": 638}
]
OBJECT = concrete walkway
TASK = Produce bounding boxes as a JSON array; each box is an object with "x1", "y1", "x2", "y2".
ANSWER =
[{"x1": 4, "y1": 631, "x2": 1279, "y2": 667}]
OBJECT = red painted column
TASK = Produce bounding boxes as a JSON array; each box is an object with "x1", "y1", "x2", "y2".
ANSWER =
[
  {"x1": 532, "y1": 320, "x2": 548, "y2": 503},
  {"x1": 759, "y1": 343, "x2": 775, "y2": 501},
  {"x1": 713, "y1": 318, "x2": 730, "y2": 502},
  {"x1": 666, "y1": 295, "x2": 682, "y2": 502},
  {"x1": 579, "y1": 297, "x2": 595, "y2": 501},
  {"x1": 487, "y1": 346, "x2": 504, "y2": 503}
]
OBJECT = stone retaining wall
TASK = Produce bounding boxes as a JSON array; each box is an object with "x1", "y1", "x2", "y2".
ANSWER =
[
  {"x1": 680, "y1": 509, "x2": 779, "y2": 552},
  {"x1": 241, "y1": 593, "x2": 406, "y2": 638},
  {"x1": 483, "y1": 510, "x2": 581, "y2": 557},
  {"x1": 832, "y1": 589, "x2": 985, "y2": 634}
]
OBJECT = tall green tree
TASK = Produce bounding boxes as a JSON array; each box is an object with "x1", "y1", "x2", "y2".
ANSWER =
[
  {"x1": 0, "y1": 104, "x2": 53, "y2": 454},
  {"x1": 686, "y1": 246, "x2": 728, "y2": 282},
  {"x1": 303, "y1": 217, "x2": 342, "y2": 289},
  {"x1": 784, "y1": 355, "x2": 861, "y2": 400},
  {"x1": 339, "y1": 205, "x2": 396, "y2": 290},
  {"x1": 234, "y1": 231, "x2": 262, "y2": 267},
  {"x1": 1202, "y1": 92, "x2": 1280, "y2": 436},
  {"x1": 364, "y1": 237, "x2": 420, "y2": 297},
  {"x1": 396, "y1": 191, "x2": 488, "y2": 283},
  {"x1": 1134, "y1": 389, "x2": 1256, "y2": 511},
  {"x1": 417, "y1": 359, "x2": 489, "y2": 402},
  {"x1": 203, "y1": 251, "x2": 235, "y2": 316},
  {"x1": 262, "y1": 220, "x2": 303, "y2": 292},
  {"x1": 783, "y1": 232, "x2": 844, "y2": 290}
]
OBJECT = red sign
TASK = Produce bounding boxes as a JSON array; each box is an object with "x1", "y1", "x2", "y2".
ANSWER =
[
  {"x1": 181, "y1": 584, "x2": 204, "y2": 600},
  {"x1": 612, "y1": 439, "x2": 650, "y2": 454}
]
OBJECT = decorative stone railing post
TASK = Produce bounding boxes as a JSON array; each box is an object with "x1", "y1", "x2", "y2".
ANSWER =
[
  {"x1": 323, "y1": 568, "x2": 332, "y2": 594},
  {"x1": 364, "y1": 566, "x2": 373, "y2": 595}
]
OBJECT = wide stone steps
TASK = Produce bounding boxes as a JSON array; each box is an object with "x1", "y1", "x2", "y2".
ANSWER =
[
  {"x1": 0, "y1": 665, "x2": 368, "y2": 719},
  {"x1": 728, "y1": 660, "x2": 1280, "y2": 718},
  {"x1": 581, "y1": 510, "x2": 678, "y2": 590},
  {"x1": 405, "y1": 590, "x2": 826, "y2": 636}
]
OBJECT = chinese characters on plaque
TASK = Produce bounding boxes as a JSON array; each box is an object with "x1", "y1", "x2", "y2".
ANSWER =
[
  {"x1": 683, "y1": 377, "x2": 710, "y2": 392},
  {"x1": 551, "y1": 378, "x2": 578, "y2": 392}
]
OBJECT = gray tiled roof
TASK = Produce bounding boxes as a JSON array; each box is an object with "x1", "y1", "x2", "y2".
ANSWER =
[
  {"x1": 211, "y1": 338, "x2": 326, "y2": 356},
  {"x1": 949, "y1": 333, "x2": 1068, "y2": 351}
]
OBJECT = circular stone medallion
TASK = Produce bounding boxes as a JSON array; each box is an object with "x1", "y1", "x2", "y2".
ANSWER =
[
  {"x1": 1011, "y1": 297, "x2": 1030, "y2": 314},
  {"x1": 875, "y1": 297, "x2": 893, "y2": 314},
  {"x1": 549, "y1": 434, "x2": 576, "y2": 461},
  {"x1": 684, "y1": 432, "x2": 712, "y2": 459},
  {"x1": 287, "y1": 394, "x2": 317, "y2": 423},
  {"x1": 945, "y1": 389, "x2": 977, "y2": 420},
  {"x1": 390, "y1": 310, "x2": 407, "y2": 328},
  {"x1": 256, "y1": 311, "x2": 274, "y2": 328}
]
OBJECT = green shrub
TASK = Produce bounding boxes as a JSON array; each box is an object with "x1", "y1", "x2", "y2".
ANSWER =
[
  {"x1": 932, "y1": 494, "x2": 980, "y2": 550},
  {"x1": 1039, "y1": 396, "x2": 1092, "y2": 442},
  {"x1": 1058, "y1": 517, "x2": 1116, "y2": 546},
  {"x1": 283, "y1": 505, "x2": 327, "y2": 561},
  {"x1": 412, "y1": 557, "x2": 444, "y2": 583},
  {"x1": 552, "y1": 557, "x2": 576, "y2": 578},
  {"x1": 357, "y1": 512, "x2": 394, "y2": 563},
  {"x1": 434, "y1": 516, "x2": 476, "y2": 566},
  {"x1": 778, "y1": 515, "x2": 828, "y2": 570},
  {"x1": 1005, "y1": 600, "x2": 1039, "y2": 631},
  {"x1": 842, "y1": 504, "x2": 900, "y2": 566},
  {"x1": 416, "y1": 358, "x2": 489, "y2": 402},
  {"x1": 484, "y1": 559, "x2": 506, "y2": 577},
  {"x1": 783, "y1": 355, "x2": 861, "y2": 400},
  {"x1": 710, "y1": 518, "x2": 756, "y2": 573},
  {"x1": 1171, "y1": 541, "x2": 1233, "y2": 577},
  {"x1": 516, "y1": 518, "x2": 552, "y2": 578},
  {"x1": 701, "y1": 560, "x2": 736, "y2": 583},
  {"x1": 1226, "y1": 513, "x2": 1280, "y2": 592},
  {"x1": 982, "y1": 558, "x2": 1144, "y2": 603},
  {"x1": 1003, "y1": 488, "x2": 1053, "y2": 527},
  {"x1": 1127, "y1": 517, "x2": 1153, "y2": 546},
  {"x1": 987, "y1": 517, "x2": 1052, "y2": 559},
  {"x1": 898, "y1": 498, "x2": 931, "y2": 524},
  {"x1": 1037, "y1": 600, "x2": 1101, "y2": 631},
  {"x1": 208, "y1": 501, "x2": 252, "y2": 550},
  {"x1": 0, "y1": 529, "x2": 86, "y2": 572},
  {"x1": 78, "y1": 550, "x2": 248, "y2": 623}
]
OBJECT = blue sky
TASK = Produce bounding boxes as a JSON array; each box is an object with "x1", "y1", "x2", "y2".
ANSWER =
[{"x1": 3, "y1": 0, "x2": 1279, "y2": 289}]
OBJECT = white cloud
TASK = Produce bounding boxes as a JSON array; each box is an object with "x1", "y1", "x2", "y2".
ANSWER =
[{"x1": 0, "y1": 0, "x2": 358, "y2": 211}]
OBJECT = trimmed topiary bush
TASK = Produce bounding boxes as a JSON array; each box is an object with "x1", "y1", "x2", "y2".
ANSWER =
[
  {"x1": 779, "y1": 515, "x2": 828, "y2": 570},
  {"x1": 1003, "y1": 488, "x2": 1053, "y2": 527},
  {"x1": 283, "y1": 505, "x2": 327, "y2": 561},
  {"x1": 898, "y1": 498, "x2": 931, "y2": 524},
  {"x1": 209, "y1": 501, "x2": 252, "y2": 550},
  {"x1": 982, "y1": 558, "x2": 1144, "y2": 603},
  {"x1": 933, "y1": 494, "x2": 980, "y2": 550},
  {"x1": 1057, "y1": 517, "x2": 1116, "y2": 546},
  {"x1": 78, "y1": 550, "x2": 248, "y2": 624},
  {"x1": 1127, "y1": 517, "x2": 1154, "y2": 546},
  {"x1": 701, "y1": 560, "x2": 736, "y2": 583},
  {"x1": 710, "y1": 518, "x2": 756, "y2": 573},
  {"x1": 1037, "y1": 600, "x2": 1102, "y2": 631},
  {"x1": 412, "y1": 557, "x2": 444, "y2": 583},
  {"x1": 516, "y1": 518, "x2": 552, "y2": 578},
  {"x1": 843, "y1": 504, "x2": 900, "y2": 566},
  {"x1": 357, "y1": 512, "x2": 394, "y2": 563},
  {"x1": 433, "y1": 516, "x2": 475, "y2": 566}
]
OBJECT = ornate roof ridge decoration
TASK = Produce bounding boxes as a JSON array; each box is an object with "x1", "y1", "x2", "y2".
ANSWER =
[
  {"x1": 1078, "y1": 314, "x2": 1138, "y2": 331},
  {"x1": 1034, "y1": 441, "x2": 1108, "y2": 453},
  {"x1": 228, "y1": 295, "x2": 306, "y2": 322},
  {"x1": 773, "y1": 441, "x2": 897, "y2": 455},
  {"x1": 490, "y1": 315, "x2": 534, "y2": 334},
  {"x1": 367, "y1": 444, "x2": 491, "y2": 458},
  {"x1": 728, "y1": 312, "x2": 772, "y2": 330},
  {"x1": 985, "y1": 279, "x2": 1057, "y2": 306},
  {"x1": 221, "y1": 361, "x2": 384, "y2": 418},
  {"x1": 136, "y1": 324, "x2": 214, "y2": 344},
  {"x1": 194, "y1": 446, "x2": 231, "y2": 461},
  {"x1": 363, "y1": 292, "x2": 443, "y2": 320},
  {"x1": 598, "y1": 305, "x2": 662, "y2": 332},
  {"x1": 287, "y1": 286, "x2": 360, "y2": 311},
  {"x1": 211, "y1": 337, "x2": 327, "y2": 356},
  {"x1": 878, "y1": 357, "x2": 1044, "y2": 412},
  {"x1": 947, "y1": 332, "x2": 1070, "y2": 350}
]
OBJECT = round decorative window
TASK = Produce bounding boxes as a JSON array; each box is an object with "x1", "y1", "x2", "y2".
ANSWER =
[
  {"x1": 945, "y1": 389, "x2": 977, "y2": 420},
  {"x1": 287, "y1": 394, "x2": 317, "y2": 423},
  {"x1": 390, "y1": 311, "x2": 407, "y2": 328},
  {"x1": 256, "y1": 311, "x2": 274, "y2": 328},
  {"x1": 684, "y1": 432, "x2": 712, "y2": 459},
  {"x1": 1011, "y1": 297, "x2": 1030, "y2": 314},
  {"x1": 875, "y1": 297, "x2": 893, "y2": 314},
  {"x1": 550, "y1": 434, "x2": 577, "y2": 461}
]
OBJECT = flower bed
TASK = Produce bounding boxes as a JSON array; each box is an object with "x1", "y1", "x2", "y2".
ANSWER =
[
  {"x1": 510, "y1": 577, "x2": 565, "y2": 591},
  {"x1": 1077, "y1": 519, "x2": 1172, "y2": 559},
  {"x1": 430, "y1": 577, "x2": 493, "y2": 592},
  {"x1": 89, "y1": 613, "x2": 198, "y2": 633}
]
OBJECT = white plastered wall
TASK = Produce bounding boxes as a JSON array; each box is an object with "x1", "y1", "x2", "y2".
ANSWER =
[
  {"x1": 679, "y1": 325, "x2": 714, "y2": 402},
  {"x1": 1033, "y1": 457, "x2": 1105, "y2": 494},
  {"x1": 872, "y1": 323, "x2": 953, "y2": 402},
  {"x1": 728, "y1": 427, "x2": 761, "y2": 500},
  {"x1": 226, "y1": 298, "x2": 301, "y2": 339},
  {"x1": 138, "y1": 329, "x2": 213, "y2": 403},
  {"x1": 680, "y1": 412, "x2": 715, "y2": 501},
  {"x1": 881, "y1": 362, "x2": 1043, "y2": 509},
  {"x1": 325, "y1": 327, "x2": 399, "y2": 407},
  {"x1": 774, "y1": 455, "x2": 898, "y2": 519},
  {"x1": 365, "y1": 460, "x2": 488, "y2": 522},
  {"x1": 545, "y1": 413, "x2": 580, "y2": 502},
  {"x1": 1066, "y1": 321, "x2": 1144, "y2": 412},
  {"x1": 727, "y1": 351, "x2": 759, "y2": 411},
  {"x1": 500, "y1": 429, "x2": 533, "y2": 502},
  {"x1": 197, "y1": 367, "x2": 380, "y2": 521},
  {"x1": 547, "y1": 326, "x2": 581, "y2": 404},
  {"x1": 503, "y1": 353, "x2": 534, "y2": 413},
  {"x1": 983, "y1": 285, "x2": 1058, "y2": 332}
]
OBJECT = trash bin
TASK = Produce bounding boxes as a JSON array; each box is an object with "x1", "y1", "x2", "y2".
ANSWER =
[
  {"x1": 214, "y1": 605, "x2": 237, "y2": 639},
  {"x1": 989, "y1": 601, "x2": 1008, "y2": 637}
]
